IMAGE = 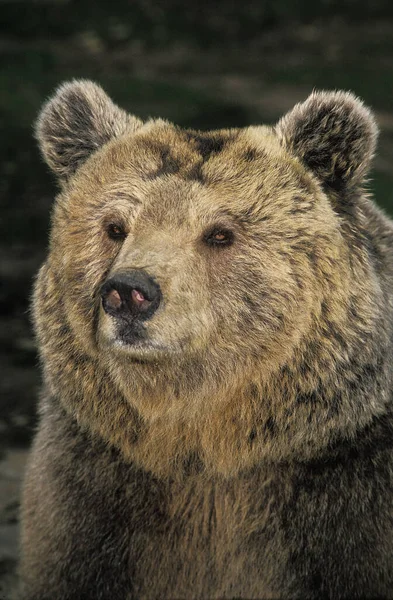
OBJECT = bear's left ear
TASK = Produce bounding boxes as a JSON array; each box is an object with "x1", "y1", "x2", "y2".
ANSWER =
[
  {"x1": 36, "y1": 79, "x2": 143, "y2": 182},
  {"x1": 276, "y1": 91, "x2": 378, "y2": 193}
]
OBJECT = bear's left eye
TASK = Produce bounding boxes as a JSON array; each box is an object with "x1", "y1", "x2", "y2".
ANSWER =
[
  {"x1": 106, "y1": 223, "x2": 127, "y2": 241},
  {"x1": 204, "y1": 227, "x2": 234, "y2": 247}
]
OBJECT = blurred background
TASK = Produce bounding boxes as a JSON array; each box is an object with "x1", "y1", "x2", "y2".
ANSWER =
[{"x1": 1, "y1": 0, "x2": 393, "y2": 595}]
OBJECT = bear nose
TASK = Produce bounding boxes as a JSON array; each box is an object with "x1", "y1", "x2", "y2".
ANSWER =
[{"x1": 100, "y1": 270, "x2": 162, "y2": 321}]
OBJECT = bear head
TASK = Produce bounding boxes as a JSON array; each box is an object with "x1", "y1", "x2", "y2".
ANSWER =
[{"x1": 34, "y1": 80, "x2": 391, "y2": 476}]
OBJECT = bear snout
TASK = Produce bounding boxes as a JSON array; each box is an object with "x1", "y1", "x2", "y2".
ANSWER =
[{"x1": 100, "y1": 270, "x2": 162, "y2": 322}]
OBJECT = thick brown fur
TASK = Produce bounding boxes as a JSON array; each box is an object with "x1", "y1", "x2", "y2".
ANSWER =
[{"x1": 19, "y1": 80, "x2": 393, "y2": 599}]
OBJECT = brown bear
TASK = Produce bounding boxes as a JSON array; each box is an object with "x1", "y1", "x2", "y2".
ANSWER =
[{"x1": 19, "y1": 80, "x2": 393, "y2": 599}]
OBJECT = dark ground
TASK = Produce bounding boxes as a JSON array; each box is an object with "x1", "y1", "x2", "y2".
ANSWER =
[{"x1": 1, "y1": 4, "x2": 393, "y2": 597}]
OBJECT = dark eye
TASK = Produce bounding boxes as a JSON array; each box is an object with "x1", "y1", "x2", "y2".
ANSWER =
[
  {"x1": 106, "y1": 223, "x2": 127, "y2": 241},
  {"x1": 204, "y1": 227, "x2": 234, "y2": 247}
]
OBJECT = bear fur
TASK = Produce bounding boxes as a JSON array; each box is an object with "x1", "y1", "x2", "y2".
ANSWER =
[{"x1": 19, "y1": 80, "x2": 393, "y2": 599}]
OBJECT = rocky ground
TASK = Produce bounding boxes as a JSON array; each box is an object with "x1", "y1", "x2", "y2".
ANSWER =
[{"x1": 2, "y1": 16, "x2": 393, "y2": 598}]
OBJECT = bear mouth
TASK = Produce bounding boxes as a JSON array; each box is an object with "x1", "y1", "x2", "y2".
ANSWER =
[
  {"x1": 98, "y1": 303, "x2": 184, "y2": 361},
  {"x1": 98, "y1": 322, "x2": 176, "y2": 362},
  {"x1": 111, "y1": 337, "x2": 176, "y2": 362},
  {"x1": 117, "y1": 319, "x2": 148, "y2": 345}
]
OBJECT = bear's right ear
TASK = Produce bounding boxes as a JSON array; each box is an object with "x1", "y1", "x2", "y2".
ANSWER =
[{"x1": 36, "y1": 80, "x2": 143, "y2": 181}]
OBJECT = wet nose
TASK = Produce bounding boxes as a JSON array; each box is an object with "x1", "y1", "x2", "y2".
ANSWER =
[{"x1": 101, "y1": 270, "x2": 162, "y2": 321}]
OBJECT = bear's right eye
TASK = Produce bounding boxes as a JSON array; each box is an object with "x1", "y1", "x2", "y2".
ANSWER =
[{"x1": 106, "y1": 223, "x2": 127, "y2": 241}]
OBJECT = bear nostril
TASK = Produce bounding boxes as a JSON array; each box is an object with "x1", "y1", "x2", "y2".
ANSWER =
[
  {"x1": 106, "y1": 289, "x2": 122, "y2": 311},
  {"x1": 132, "y1": 288, "x2": 145, "y2": 304},
  {"x1": 131, "y1": 288, "x2": 152, "y2": 311}
]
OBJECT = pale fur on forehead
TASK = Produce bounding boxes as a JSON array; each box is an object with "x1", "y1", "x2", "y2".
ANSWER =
[
  {"x1": 276, "y1": 90, "x2": 378, "y2": 192},
  {"x1": 36, "y1": 79, "x2": 143, "y2": 181}
]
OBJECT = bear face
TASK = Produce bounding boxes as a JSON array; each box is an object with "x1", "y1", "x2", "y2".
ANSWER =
[
  {"x1": 34, "y1": 81, "x2": 392, "y2": 476},
  {"x1": 50, "y1": 123, "x2": 329, "y2": 371}
]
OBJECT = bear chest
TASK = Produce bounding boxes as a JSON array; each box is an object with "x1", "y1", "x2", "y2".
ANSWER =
[{"x1": 129, "y1": 472, "x2": 285, "y2": 599}]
